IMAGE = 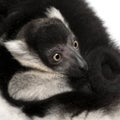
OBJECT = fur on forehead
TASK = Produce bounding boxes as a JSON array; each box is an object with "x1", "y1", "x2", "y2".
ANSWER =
[
  {"x1": 4, "y1": 40, "x2": 53, "y2": 72},
  {"x1": 16, "y1": 18, "x2": 64, "y2": 40},
  {"x1": 17, "y1": 19, "x2": 71, "y2": 55}
]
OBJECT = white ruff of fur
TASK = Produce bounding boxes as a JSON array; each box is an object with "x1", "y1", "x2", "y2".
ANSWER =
[{"x1": 4, "y1": 40, "x2": 53, "y2": 72}]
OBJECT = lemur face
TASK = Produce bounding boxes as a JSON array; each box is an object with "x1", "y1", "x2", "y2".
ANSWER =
[
  {"x1": 8, "y1": 16, "x2": 88, "y2": 78},
  {"x1": 24, "y1": 18, "x2": 88, "y2": 76},
  {"x1": 4, "y1": 17, "x2": 88, "y2": 101}
]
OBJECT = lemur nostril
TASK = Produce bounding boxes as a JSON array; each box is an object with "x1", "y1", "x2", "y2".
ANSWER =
[
  {"x1": 82, "y1": 63, "x2": 88, "y2": 71},
  {"x1": 79, "y1": 62, "x2": 88, "y2": 72}
]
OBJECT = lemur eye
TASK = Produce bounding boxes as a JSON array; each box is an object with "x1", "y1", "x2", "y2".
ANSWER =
[
  {"x1": 53, "y1": 53, "x2": 62, "y2": 62},
  {"x1": 73, "y1": 40, "x2": 79, "y2": 49}
]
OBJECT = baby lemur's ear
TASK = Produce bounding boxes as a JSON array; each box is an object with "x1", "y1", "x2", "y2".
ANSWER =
[{"x1": 87, "y1": 47, "x2": 120, "y2": 96}]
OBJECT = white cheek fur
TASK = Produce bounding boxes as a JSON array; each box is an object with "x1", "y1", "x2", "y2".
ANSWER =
[{"x1": 4, "y1": 40, "x2": 53, "y2": 72}]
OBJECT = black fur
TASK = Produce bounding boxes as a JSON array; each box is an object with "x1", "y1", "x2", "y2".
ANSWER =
[{"x1": 0, "y1": 0, "x2": 120, "y2": 118}]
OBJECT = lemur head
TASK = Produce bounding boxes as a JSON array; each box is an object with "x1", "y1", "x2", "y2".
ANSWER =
[
  {"x1": 4, "y1": 8, "x2": 88, "y2": 101},
  {"x1": 5, "y1": 18, "x2": 88, "y2": 77}
]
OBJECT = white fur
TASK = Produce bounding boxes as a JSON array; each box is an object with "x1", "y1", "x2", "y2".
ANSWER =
[
  {"x1": 0, "y1": 89, "x2": 120, "y2": 120},
  {"x1": 33, "y1": 115, "x2": 71, "y2": 120},
  {"x1": 45, "y1": 7, "x2": 69, "y2": 28},
  {"x1": 73, "y1": 110, "x2": 120, "y2": 120},
  {"x1": 4, "y1": 40, "x2": 53, "y2": 72},
  {"x1": 0, "y1": 93, "x2": 30, "y2": 120},
  {"x1": 8, "y1": 71, "x2": 72, "y2": 101},
  {"x1": 33, "y1": 107, "x2": 120, "y2": 120}
]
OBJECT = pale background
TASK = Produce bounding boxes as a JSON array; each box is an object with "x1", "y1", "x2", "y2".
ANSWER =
[{"x1": 87, "y1": 0, "x2": 120, "y2": 48}]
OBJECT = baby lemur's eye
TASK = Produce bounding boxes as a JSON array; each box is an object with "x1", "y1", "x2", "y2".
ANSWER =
[
  {"x1": 53, "y1": 53, "x2": 62, "y2": 62},
  {"x1": 73, "y1": 40, "x2": 79, "y2": 49}
]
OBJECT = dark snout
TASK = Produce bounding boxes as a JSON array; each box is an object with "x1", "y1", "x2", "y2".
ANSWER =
[
  {"x1": 66, "y1": 47, "x2": 88, "y2": 89},
  {"x1": 71, "y1": 47, "x2": 88, "y2": 71},
  {"x1": 76, "y1": 54, "x2": 88, "y2": 71},
  {"x1": 67, "y1": 47, "x2": 88, "y2": 78}
]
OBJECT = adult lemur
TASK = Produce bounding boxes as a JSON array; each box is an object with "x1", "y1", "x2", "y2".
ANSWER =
[{"x1": 0, "y1": 0, "x2": 120, "y2": 120}]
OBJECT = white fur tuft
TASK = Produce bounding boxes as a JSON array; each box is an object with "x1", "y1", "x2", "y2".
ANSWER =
[
  {"x1": 45, "y1": 7, "x2": 69, "y2": 28},
  {"x1": 4, "y1": 40, "x2": 53, "y2": 72}
]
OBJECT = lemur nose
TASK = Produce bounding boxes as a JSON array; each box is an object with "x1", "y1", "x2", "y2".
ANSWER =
[
  {"x1": 81, "y1": 62, "x2": 88, "y2": 71},
  {"x1": 77, "y1": 56, "x2": 88, "y2": 71}
]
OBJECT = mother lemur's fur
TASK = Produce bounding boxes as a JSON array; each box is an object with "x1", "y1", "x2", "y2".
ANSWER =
[{"x1": 0, "y1": 0, "x2": 120, "y2": 120}]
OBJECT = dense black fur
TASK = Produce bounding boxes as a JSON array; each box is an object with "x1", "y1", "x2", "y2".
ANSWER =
[{"x1": 0, "y1": 0, "x2": 120, "y2": 118}]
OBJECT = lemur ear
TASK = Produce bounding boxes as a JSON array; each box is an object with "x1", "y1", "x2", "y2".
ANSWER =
[
  {"x1": 4, "y1": 40, "x2": 35, "y2": 66},
  {"x1": 4, "y1": 40, "x2": 27, "y2": 55},
  {"x1": 87, "y1": 47, "x2": 120, "y2": 95},
  {"x1": 4, "y1": 40, "x2": 51, "y2": 71}
]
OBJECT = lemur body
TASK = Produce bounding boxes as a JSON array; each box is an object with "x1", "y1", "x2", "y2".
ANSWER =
[{"x1": 0, "y1": 0, "x2": 120, "y2": 120}]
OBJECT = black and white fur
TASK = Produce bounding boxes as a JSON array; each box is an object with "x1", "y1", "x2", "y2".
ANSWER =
[{"x1": 0, "y1": 0, "x2": 120, "y2": 120}]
